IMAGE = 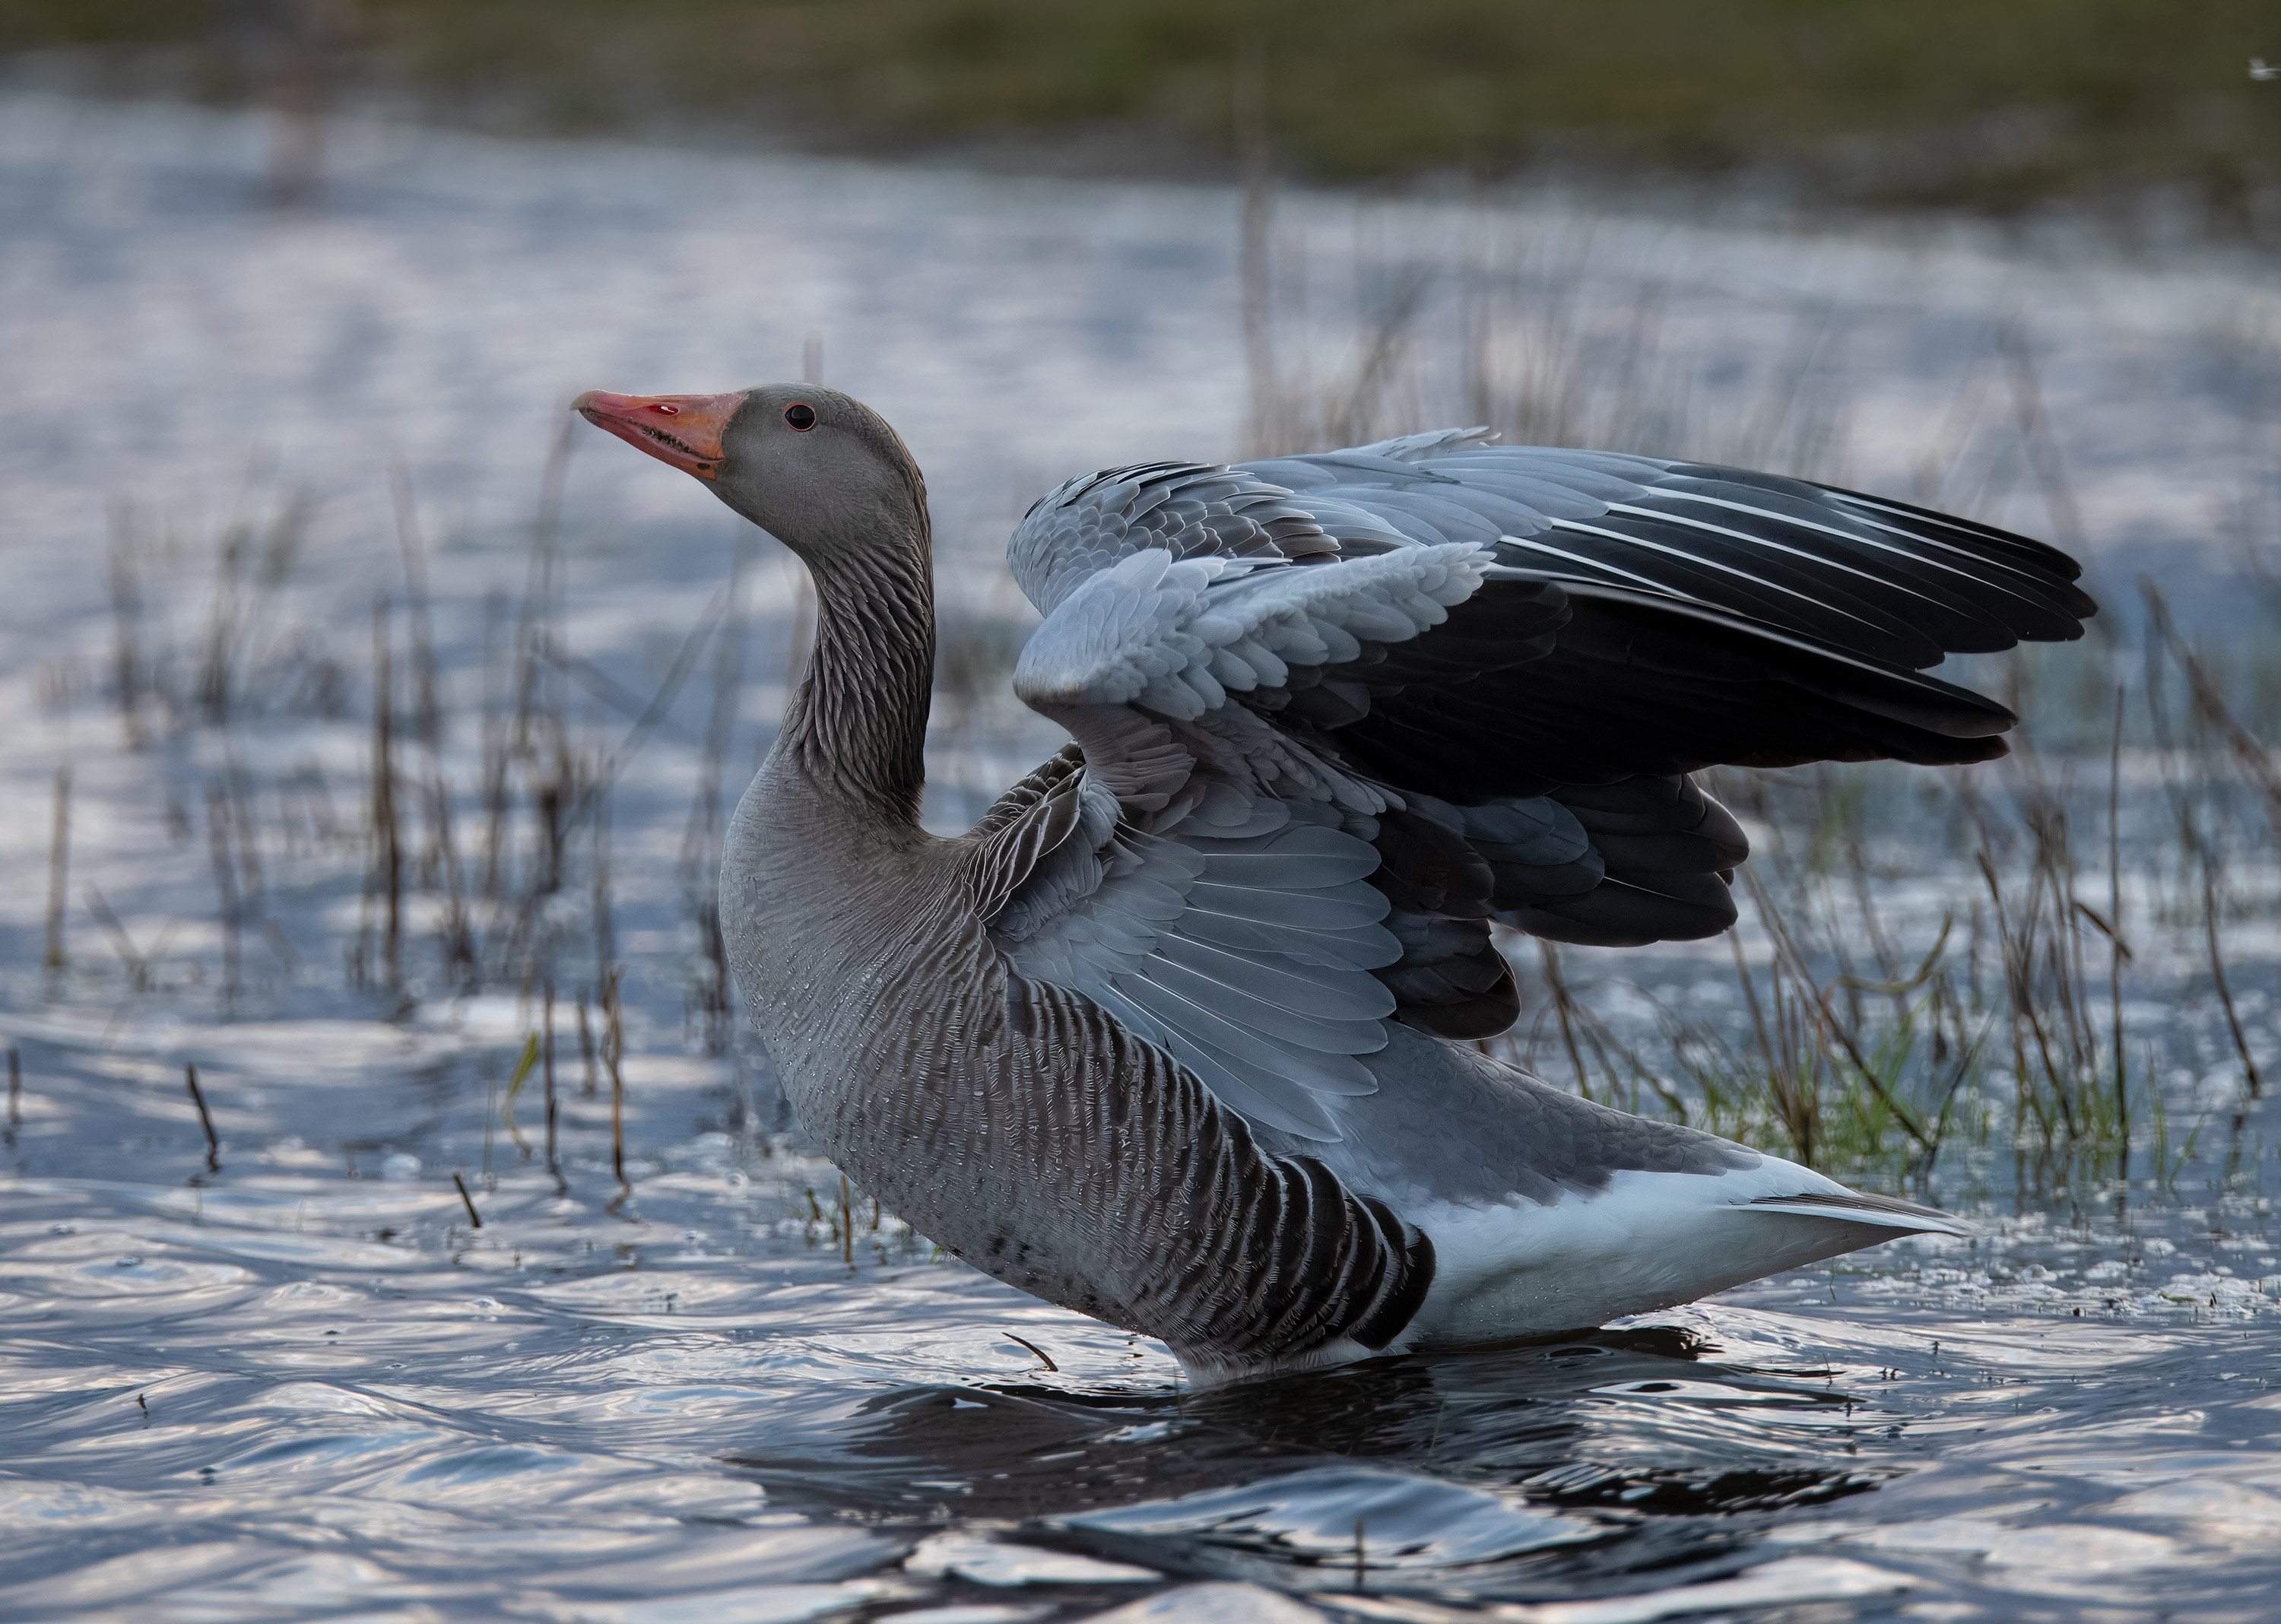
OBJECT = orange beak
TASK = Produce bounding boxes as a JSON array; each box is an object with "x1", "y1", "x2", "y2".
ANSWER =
[{"x1": 573, "y1": 389, "x2": 746, "y2": 481}]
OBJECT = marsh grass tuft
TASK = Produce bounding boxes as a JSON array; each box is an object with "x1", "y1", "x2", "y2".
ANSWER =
[{"x1": 1499, "y1": 640, "x2": 2277, "y2": 1201}]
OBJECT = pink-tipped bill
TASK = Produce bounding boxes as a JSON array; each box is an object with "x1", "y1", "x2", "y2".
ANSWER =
[{"x1": 573, "y1": 389, "x2": 746, "y2": 481}]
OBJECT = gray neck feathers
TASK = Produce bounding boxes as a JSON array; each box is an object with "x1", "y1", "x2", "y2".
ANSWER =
[{"x1": 779, "y1": 521, "x2": 935, "y2": 827}]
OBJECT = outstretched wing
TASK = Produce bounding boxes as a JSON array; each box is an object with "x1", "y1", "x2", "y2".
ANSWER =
[
  {"x1": 980, "y1": 436, "x2": 2095, "y2": 1138},
  {"x1": 1226, "y1": 431, "x2": 2093, "y2": 801},
  {"x1": 1234, "y1": 430, "x2": 2088, "y2": 662}
]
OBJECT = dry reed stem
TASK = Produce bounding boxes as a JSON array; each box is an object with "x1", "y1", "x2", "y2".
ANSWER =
[
  {"x1": 2140, "y1": 577, "x2": 2281, "y2": 831},
  {"x1": 1727, "y1": 925, "x2": 1781, "y2": 1084},
  {"x1": 592, "y1": 795, "x2": 615, "y2": 1010},
  {"x1": 224, "y1": 758, "x2": 265, "y2": 932},
  {"x1": 391, "y1": 466, "x2": 476, "y2": 983},
  {"x1": 1744, "y1": 865, "x2": 1934, "y2": 1155},
  {"x1": 1535, "y1": 939, "x2": 1594, "y2": 1103},
  {"x1": 576, "y1": 588, "x2": 726, "y2": 828},
  {"x1": 576, "y1": 986, "x2": 598, "y2": 1100},
  {"x1": 2000, "y1": 323, "x2": 2085, "y2": 553},
  {"x1": 106, "y1": 500, "x2": 146, "y2": 750},
  {"x1": 452, "y1": 1170, "x2": 482, "y2": 1229},
  {"x1": 483, "y1": 583, "x2": 722, "y2": 987},
  {"x1": 682, "y1": 537, "x2": 751, "y2": 1052},
  {"x1": 44, "y1": 765, "x2": 71, "y2": 973},
  {"x1": 502, "y1": 1032, "x2": 538, "y2": 1161},
  {"x1": 388, "y1": 465, "x2": 444, "y2": 750},
  {"x1": 2137, "y1": 626, "x2": 2265, "y2": 1106},
  {"x1": 543, "y1": 979, "x2": 560, "y2": 1181},
  {"x1": 184, "y1": 1064, "x2": 220, "y2": 1172},
  {"x1": 479, "y1": 588, "x2": 512, "y2": 906},
  {"x1": 82, "y1": 889, "x2": 149, "y2": 994},
  {"x1": 2200, "y1": 856, "x2": 2264, "y2": 1101},
  {"x1": 204, "y1": 780, "x2": 242, "y2": 1004},
  {"x1": 370, "y1": 594, "x2": 401, "y2": 988},
  {"x1": 484, "y1": 422, "x2": 576, "y2": 975},
  {"x1": 1975, "y1": 848, "x2": 2080, "y2": 1143},
  {"x1": 512, "y1": 419, "x2": 575, "y2": 762},
  {"x1": 2108, "y1": 686, "x2": 2130, "y2": 1143},
  {"x1": 604, "y1": 966, "x2": 627, "y2": 1191},
  {"x1": 195, "y1": 513, "x2": 240, "y2": 727}
]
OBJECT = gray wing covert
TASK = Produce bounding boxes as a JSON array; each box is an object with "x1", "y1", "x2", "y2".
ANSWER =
[
  {"x1": 987, "y1": 788, "x2": 1400, "y2": 1140},
  {"x1": 1008, "y1": 461, "x2": 1341, "y2": 617},
  {"x1": 975, "y1": 541, "x2": 1489, "y2": 1140}
]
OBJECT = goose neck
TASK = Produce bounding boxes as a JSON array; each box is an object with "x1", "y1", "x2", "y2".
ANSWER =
[{"x1": 778, "y1": 538, "x2": 935, "y2": 826}]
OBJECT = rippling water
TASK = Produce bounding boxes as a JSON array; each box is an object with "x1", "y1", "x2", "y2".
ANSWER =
[
  {"x1": 4, "y1": 92, "x2": 2279, "y2": 1622},
  {"x1": 7, "y1": 1036, "x2": 2279, "y2": 1621}
]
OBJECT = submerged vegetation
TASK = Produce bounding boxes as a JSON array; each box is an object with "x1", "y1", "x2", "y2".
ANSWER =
[{"x1": 5, "y1": 0, "x2": 2279, "y2": 227}]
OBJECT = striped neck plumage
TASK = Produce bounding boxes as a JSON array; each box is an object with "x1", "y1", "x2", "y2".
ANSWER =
[{"x1": 778, "y1": 528, "x2": 936, "y2": 827}]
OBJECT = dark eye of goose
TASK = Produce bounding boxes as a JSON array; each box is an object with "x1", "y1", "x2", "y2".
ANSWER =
[{"x1": 784, "y1": 402, "x2": 817, "y2": 431}]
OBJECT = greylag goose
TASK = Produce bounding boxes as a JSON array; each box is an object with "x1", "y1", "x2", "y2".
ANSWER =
[{"x1": 575, "y1": 385, "x2": 2093, "y2": 1384}]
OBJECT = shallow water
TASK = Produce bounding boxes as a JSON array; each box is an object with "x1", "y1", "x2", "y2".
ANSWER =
[
  {"x1": 3, "y1": 93, "x2": 2280, "y2": 1621},
  {"x1": 6, "y1": 1039, "x2": 2279, "y2": 1622}
]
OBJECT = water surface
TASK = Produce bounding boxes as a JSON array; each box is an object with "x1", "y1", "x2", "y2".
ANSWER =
[{"x1": 2, "y1": 92, "x2": 2279, "y2": 1622}]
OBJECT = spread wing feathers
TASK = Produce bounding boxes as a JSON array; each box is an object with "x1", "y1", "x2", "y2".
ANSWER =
[
  {"x1": 1230, "y1": 436, "x2": 2095, "y2": 670},
  {"x1": 1328, "y1": 579, "x2": 2035, "y2": 804},
  {"x1": 985, "y1": 433, "x2": 2095, "y2": 1135},
  {"x1": 987, "y1": 791, "x2": 1401, "y2": 1141},
  {"x1": 985, "y1": 540, "x2": 1496, "y2": 1139},
  {"x1": 1219, "y1": 434, "x2": 2096, "y2": 798},
  {"x1": 1012, "y1": 542, "x2": 1490, "y2": 722},
  {"x1": 1010, "y1": 462, "x2": 1347, "y2": 617},
  {"x1": 1357, "y1": 774, "x2": 1750, "y2": 1037}
]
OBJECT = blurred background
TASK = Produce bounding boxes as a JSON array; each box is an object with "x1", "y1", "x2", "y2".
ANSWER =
[{"x1": 8, "y1": 0, "x2": 2281, "y2": 224}]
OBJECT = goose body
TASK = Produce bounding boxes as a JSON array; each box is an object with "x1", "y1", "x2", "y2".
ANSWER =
[{"x1": 576, "y1": 386, "x2": 2094, "y2": 1383}]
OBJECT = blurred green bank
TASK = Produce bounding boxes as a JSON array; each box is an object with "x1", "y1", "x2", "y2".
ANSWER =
[{"x1": 3, "y1": 0, "x2": 2277, "y2": 224}]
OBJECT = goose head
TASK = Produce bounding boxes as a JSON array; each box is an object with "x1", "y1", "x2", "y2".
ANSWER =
[{"x1": 573, "y1": 384, "x2": 927, "y2": 560}]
